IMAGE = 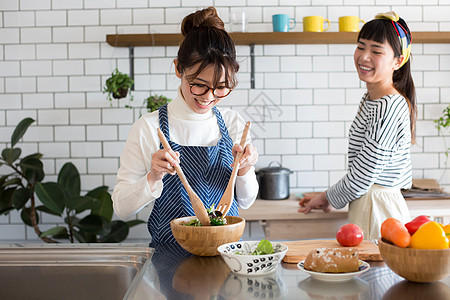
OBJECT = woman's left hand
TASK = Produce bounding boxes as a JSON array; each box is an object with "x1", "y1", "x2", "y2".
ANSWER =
[{"x1": 232, "y1": 143, "x2": 258, "y2": 176}]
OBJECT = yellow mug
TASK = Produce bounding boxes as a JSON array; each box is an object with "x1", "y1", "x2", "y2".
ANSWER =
[
  {"x1": 303, "y1": 16, "x2": 330, "y2": 32},
  {"x1": 339, "y1": 16, "x2": 365, "y2": 32}
]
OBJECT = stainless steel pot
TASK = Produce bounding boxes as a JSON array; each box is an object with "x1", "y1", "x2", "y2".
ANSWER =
[{"x1": 257, "y1": 162, "x2": 293, "y2": 200}]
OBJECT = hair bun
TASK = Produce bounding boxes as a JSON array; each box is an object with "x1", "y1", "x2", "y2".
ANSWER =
[{"x1": 181, "y1": 7, "x2": 225, "y2": 36}]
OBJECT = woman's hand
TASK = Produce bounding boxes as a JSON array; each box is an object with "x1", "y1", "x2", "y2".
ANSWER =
[
  {"x1": 298, "y1": 191, "x2": 331, "y2": 214},
  {"x1": 147, "y1": 149, "x2": 180, "y2": 189},
  {"x1": 232, "y1": 143, "x2": 258, "y2": 176}
]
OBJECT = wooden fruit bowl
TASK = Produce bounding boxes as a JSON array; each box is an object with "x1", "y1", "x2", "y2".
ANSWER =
[
  {"x1": 378, "y1": 238, "x2": 450, "y2": 283},
  {"x1": 170, "y1": 216, "x2": 245, "y2": 256}
]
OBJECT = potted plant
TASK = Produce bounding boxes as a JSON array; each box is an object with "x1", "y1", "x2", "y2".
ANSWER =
[
  {"x1": 145, "y1": 94, "x2": 171, "y2": 112},
  {"x1": 103, "y1": 68, "x2": 134, "y2": 102},
  {"x1": 0, "y1": 118, "x2": 145, "y2": 243},
  {"x1": 434, "y1": 104, "x2": 450, "y2": 181}
]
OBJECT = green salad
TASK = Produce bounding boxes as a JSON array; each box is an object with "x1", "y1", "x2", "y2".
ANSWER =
[
  {"x1": 184, "y1": 205, "x2": 227, "y2": 226},
  {"x1": 236, "y1": 239, "x2": 275, "y2": 255}
]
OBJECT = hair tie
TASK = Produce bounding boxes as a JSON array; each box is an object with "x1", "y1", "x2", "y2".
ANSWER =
[{"x1": 375, "y1": 11, "x2": 412, "y2": 68}]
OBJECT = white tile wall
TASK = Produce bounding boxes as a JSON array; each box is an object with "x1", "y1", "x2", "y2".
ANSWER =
[
  {"x1": 36, "y1": 11, "x2": 67, "y2": 27},
  {"x1": 4, "y1": 11, "x2": 35, "y2": 27},
  {"x1": 1, "y1": 2, "x2": 450, "y2": 241},
  {"x1": 21, "y1": 28, "x2": 52, "y2": 43},
  {"x1": 55, "y1": 126, "x2": 86, "y2": 141},
  {"x1": 0, "y1": 28, "x2": 20, "y2": 43},
  {"x1": 5, "y1": 45, "x2": 36, "y2": 61}
]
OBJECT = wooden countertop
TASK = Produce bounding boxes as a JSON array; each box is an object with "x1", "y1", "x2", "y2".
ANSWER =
[
  {"x1": 239, "y1": 195, "x2": 347, "y2": 221},
  {"x1": 240, "y1": 195, "x2": 450, "y2": 221}
]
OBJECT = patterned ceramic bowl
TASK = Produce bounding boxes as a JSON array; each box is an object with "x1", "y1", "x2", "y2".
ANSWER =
[
  {"x1": 217, "y1": 241, "x2": 288, "y2": 276},
  {"x1": 220, "y1": 272, "x2": 287, "y2": 299}
]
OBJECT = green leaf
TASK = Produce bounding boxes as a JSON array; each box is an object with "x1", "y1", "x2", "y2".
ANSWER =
[
  {"x1": 57, "y1": 162, "x2": 80, "y2": 198},
  {"x1": 19, "y1": 158, "x2": 44, "y2": 183},
  {"x1": 0, "y1": 207, "x2": 14, "y2": 215},
  {"x1": 20, "y1": 207, "x2": 39, "y2": 227},
  {"x1": 76, "y1": 229, "x2": 98, "y2": 243},
  {"x1": 2, "y1": 177, "x2": 22, "y2": 188},
  {"x1": 19, "y1": 157, "x2": 44, "y2": 171},
  {"x1": 21, "y1": 152, "x2": 43, "y2": 161},
  {"x1": 253, "y1": 239, "x2": 274, "y2": 255},
  {"x1": 1, "y1": 148, "x2": 21, "y2": 164},
  {"x1": 65, "y1": 215, "x2": 80, "y2": 227},
  {"x1": 35, "y1": 182, "x2": 66, "y2": 215},
  {"x1": 126, "y1": 219, "x2": 146, "y2": 228},
  {"x1": 11, "y1": 118, "x2": 34, "y2": 147},
  {"x1": 100, "y1": 220, "x2": 129, "y2": 243},
  {"x1": 40, "y1": 226, "x2": 68, "y2": 238},
  {"x1": 86, "y1": 185, "x2": 108, "y2": 198},
  {"x1": 12, "y1": 188, "x2": 30, "y2": 209},
  {"x1": 36, "y1": 205, "x2": 62, "y2": 216},
  {"x1": 72, "y1": 230, "x2": 88, "y2": 243},
  {"x1": 66, "y1": 196, "x2": 95, "y2": 213},
  {"x1": 77, "y1": 215, "x2": 110, "y2": 235},
  {"x1": 91, "y1": 190, "x2": 113, "y2": 222},
  {"x1": 0, "y1": 174, "x2": 8, "y2": 185},
  {"x1": 0, "y1": 187, "x2": 15, "y2": 212}
]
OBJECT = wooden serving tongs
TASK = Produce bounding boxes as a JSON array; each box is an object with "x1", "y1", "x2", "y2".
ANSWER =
[
  {"x1": 157, "y1": 128, "x2": 211, "y2": 226},
  {"x1": 216, "y1": 121, "x2": 251, "y2": 217}
]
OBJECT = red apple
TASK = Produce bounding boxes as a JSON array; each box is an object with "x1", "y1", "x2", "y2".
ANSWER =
[{"x1": 336, "y1": 223, "x2": 364, "y2": 247}]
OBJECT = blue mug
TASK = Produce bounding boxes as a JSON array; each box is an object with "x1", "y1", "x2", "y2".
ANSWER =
[{"x1": 272, "y1": 14, "x2": 296, "y2": 32}]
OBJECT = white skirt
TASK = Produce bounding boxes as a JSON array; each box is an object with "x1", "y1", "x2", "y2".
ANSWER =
[{"x1": 348, "y1": 184, "x2": 410, "y2": 240}]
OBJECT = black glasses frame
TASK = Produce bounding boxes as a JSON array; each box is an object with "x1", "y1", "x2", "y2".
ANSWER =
[{"x1": 188, "y1": 83, "x2": 232, "y2": 98}]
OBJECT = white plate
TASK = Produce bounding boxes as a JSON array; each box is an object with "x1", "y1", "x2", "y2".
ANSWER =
[{"x1": 297, "y1": 260, "x2": 370, "y2": 282}]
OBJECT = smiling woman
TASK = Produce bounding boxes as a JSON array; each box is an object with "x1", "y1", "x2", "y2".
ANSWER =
[
  {"x1": 299, "y1": 11, "x2": 417, "y2": 241},
  {"x1": 112, "y1": 6, "x2": 259, "y2": 245},
  {"x1": 175, "y1": 63, "x2": 230, "y2": 114}
]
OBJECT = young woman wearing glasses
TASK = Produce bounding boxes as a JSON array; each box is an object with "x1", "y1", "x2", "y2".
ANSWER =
[{"x1": 112, "y1": 7, "x2": 259, "y2": 243}]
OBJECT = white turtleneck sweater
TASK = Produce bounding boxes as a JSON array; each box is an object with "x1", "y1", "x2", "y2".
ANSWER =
[{"x1": 112, "y1": 88, "x2": 259, "y2": 220}]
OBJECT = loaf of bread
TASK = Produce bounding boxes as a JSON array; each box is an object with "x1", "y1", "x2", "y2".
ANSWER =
[{"x1": 303, "y1": 248, "x2": 359, "y2": 273}]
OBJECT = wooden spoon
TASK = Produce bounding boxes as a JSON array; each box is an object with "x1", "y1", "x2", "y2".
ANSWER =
[
  {"x1": 157, "y1": 128, "x2": 211, "y2": 226},
  {"x1": 216, "y1": 121, "x2": 251, "y2": 216}
]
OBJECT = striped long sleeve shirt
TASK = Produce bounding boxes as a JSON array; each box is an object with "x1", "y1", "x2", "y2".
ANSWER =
[{"x1": 326, "y1": 93, "x2": 412, "y2": 209}]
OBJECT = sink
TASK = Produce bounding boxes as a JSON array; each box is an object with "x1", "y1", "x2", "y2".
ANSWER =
[{"x1": 0, "y1": 244, "x2": 154, "y2": 300}]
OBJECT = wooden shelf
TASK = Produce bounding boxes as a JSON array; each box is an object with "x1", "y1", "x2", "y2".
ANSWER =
[{"x1": 106, "y1": 31, "x2": 450, "y2": 47}]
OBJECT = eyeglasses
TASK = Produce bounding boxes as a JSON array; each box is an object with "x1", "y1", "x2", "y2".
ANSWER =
[{"x1": 188, "y1": 83, "x2": 232, "y2": 98}]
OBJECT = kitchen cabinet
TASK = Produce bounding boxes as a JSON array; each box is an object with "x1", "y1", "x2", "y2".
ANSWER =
[{"x1": 239, "y1": 195, "x2": 450, "y2": 240}]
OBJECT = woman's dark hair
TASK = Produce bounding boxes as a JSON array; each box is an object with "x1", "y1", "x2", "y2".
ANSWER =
[
  {"x1": 177, "y1": 7, "x2": 239, "y2": 89},
  {"x1": 358, "y1": 18, "x2": 417, "y2": 143}
]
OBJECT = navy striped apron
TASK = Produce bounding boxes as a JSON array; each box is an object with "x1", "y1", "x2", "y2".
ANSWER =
[{"x1": 148, "y1": 104, "x2": 239, "y2": 243}]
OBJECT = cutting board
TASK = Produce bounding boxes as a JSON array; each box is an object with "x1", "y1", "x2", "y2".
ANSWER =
[{"x1": 282, "y1": 240, "x2": 382, "y2": 263}]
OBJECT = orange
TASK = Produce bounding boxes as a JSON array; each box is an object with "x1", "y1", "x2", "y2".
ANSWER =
[{"x1": 443, "y1": 224, "x2": 450, "y2": 236}]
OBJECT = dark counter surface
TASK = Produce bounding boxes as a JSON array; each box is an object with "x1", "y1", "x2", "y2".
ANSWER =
[{"x1": 144, "y1": 242, "x2": 450, "y2": 300}]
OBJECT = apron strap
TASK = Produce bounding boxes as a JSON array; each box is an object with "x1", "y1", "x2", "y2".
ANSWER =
[
  {"x1": 212, "y1": 106, "x2": 231, "y2": 139},
  {"x1": 158, "y1": 104, "x2": 170, "y2": 143}
]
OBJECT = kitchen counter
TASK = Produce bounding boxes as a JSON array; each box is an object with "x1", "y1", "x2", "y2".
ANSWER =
[
  {"x1": 2, "y1": 242, "x2": 448, "y2": 299},
  {"x1": 240, "y1": 195, "x2": 450, "y2": 240},
  {"x1": 138, "y1": 242, "x2": 450, "y2": 300}
]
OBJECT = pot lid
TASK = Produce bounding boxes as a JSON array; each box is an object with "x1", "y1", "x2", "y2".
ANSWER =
[{"x1": 259, "y1": 161, "x2": 292, "y2": 174}]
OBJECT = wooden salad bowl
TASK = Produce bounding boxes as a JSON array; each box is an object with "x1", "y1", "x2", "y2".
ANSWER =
[
  {"x1": 172, "y1": 255, "x2": 231, "y2": 296},
  {"x1": 378, "y1": 238, "x2": 450, "y2": 283},
  {"x1": 170, "y1": 216, "x2": 245, "y2": 256}
]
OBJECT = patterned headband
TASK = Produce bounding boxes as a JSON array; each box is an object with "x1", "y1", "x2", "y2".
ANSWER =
[{"x1": 375, "y1": 11, "x2": 412, "y2": 69}]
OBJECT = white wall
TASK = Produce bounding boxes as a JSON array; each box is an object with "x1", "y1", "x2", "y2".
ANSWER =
[{"x1": 1, "y1": 0, "x2": 449, "y2": 241}]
